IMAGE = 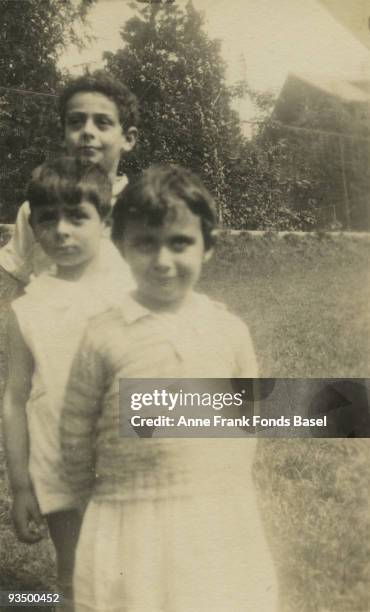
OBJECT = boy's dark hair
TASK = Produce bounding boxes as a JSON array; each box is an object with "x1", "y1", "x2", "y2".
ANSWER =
[
  {"x1": 112, "y1": 165, "x2": 217, "y2": 249},
  {"x1": 59, "y1": 70, "x2": 139, "y2": 132},
  {"x1": 27, "y1": 157, "x2": 112, "y2": 220}
]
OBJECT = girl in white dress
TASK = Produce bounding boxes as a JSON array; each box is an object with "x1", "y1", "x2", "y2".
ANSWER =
[
  {"x1": 3, "y1": 158, "x2": 135, "y2": 610},
  {"x1": 61, "y1": 165, "x2": 279, "y2": 611}
]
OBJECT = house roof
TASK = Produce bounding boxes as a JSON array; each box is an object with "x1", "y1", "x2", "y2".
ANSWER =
[
  {"x1": 318, "y1": 0, "x2": 370, "y2": 51},
  {"x1": 272, "y1": 72, "x2": 370, "y2": 126},
  {"x1": 287, "y1": 72, "x2": 370, "y2": 103}
]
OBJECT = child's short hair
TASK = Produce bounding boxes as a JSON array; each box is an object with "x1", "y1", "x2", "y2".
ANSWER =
[
  {"x1": 27, "y1": 157, "x2": 112, "y2": 219},
  {"x1": 112, "y1": 165, "x2": 217, "y2": 249},
  {"x1": 59, "y1": 71, "x2": 139, "y2": 133}
]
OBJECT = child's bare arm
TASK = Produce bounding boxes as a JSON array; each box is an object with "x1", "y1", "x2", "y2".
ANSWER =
[{"x1": 2, "y1": 311, "x2": 43, "y2": 543}]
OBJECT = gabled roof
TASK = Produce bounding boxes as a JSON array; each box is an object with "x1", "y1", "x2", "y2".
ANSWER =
[
  {"x1": 318, "y1": 0, "x2": 370, "y2": 51},
  {"x1": 273, "y1": 72, "x2": 370, "y2": 126},
  {"x1": 286, "y1": 72, "x2": 370, "y2": 103}
]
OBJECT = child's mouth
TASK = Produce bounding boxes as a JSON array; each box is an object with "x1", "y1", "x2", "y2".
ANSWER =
[
  {"x1": 155, "y1": 276, "x2": 176, "y2": 285},
  {"x1": 54, "y1": 246, "x2": 78, "y2": 255},
  {"x1": 79, "y1": 146, "x2": 101, "y2": 155}
]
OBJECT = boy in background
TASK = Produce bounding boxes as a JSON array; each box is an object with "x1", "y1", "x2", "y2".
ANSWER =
[{"x1": 0, "y1": 71, "x2": 138, "y2": 286}]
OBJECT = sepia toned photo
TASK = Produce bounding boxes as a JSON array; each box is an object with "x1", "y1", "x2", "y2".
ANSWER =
[{"x1": 0, "y1": 1, "x2": 369, "y2": 610}]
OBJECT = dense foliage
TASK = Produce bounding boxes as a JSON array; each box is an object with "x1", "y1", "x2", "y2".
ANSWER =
[
  {"x1": 0, "y1": 0, "x2": 95, "y2": 220},
  {"x1": 0, "y1": 0, "x2": 367, "y2": 229},
  {"x1": 105, "y1": 1, "x2": 244, "y2": 222},
  {"x1": 104, "y1": 1, "x2": 368, "y2": 230}
]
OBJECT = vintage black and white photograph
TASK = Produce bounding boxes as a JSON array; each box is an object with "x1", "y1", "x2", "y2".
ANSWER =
[{"x1": 0, "y1": 1, "x2": 369, "y2": 610}]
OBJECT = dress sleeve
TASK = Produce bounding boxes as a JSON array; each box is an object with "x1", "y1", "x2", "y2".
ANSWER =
[
  {"x1": 60, "y1": 325, "x2": 108, "y2": 499},
  {"x1": 0, "y1": 202, "x2": 35, "y2": 283},
  {"x1": 0, "y1": 201, "x2": 54, "y2": 282}
]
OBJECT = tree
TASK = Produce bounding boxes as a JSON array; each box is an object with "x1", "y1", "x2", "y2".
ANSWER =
[
  {"x1": 219, "y1": 86, "x2": 318, "y2": 231},
  {"x1": 104, "y1": 0, "x2": 244, "y2": 220},
  {"x1": 0, "y1": 0, "x2": 95, "y2": 221},
  {"x1": 103, "y1": 3, "x2": 327, "y2": 230}
]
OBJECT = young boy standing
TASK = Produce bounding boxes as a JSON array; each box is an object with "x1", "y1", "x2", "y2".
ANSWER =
[
  {"x1": 3, "y1": 158, "x2": 136, "y2": 612},
  {"x1": 0, "y1": 71, "x2": 138, "y2": 285}
]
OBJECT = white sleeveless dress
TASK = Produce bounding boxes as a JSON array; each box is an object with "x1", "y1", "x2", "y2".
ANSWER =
[{"x1": 11, "y1": 243, "x2": 135, "y2": 514}]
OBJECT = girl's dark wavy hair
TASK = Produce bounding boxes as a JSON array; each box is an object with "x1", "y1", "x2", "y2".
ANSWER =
[
  {"x1": 27, "y1": 157, "x2": 112, "y2": 220},
  {"x1": 59, "y1": 70, "x2": 139, "y2": 133},
  {"x1": 112, "y1": 165, "x2": 217, "y2": 250}
]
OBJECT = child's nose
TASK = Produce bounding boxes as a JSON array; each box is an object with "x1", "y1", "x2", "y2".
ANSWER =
[
  {"x1": 154, "y1": 247, "x2": 172, "y2": 270},
  {"x1": 81, "y1": 117, "x2": 97, "y2": 137},
  {"x1": 55, "y1": 218, "x2": 71, "y2": 237}
]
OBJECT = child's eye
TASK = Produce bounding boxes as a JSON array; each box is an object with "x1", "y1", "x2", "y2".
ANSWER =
[
  {"x1": 171, "y1": 238, "x2": 192, "y2": 252},
  {"x1": 67, "y1": 210, "x2": 88, "y2": 223},
  {"x1": 96, "y1": 116, "x2": 113, "y2": 129},
  {"x1": 134, "y1": 239, "x2": 156, "y2": 253},
  {"x1": 66, "y1": 115, "x2": 83, "y2": 129}
]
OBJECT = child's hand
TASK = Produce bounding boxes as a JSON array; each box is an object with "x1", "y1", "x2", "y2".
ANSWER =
[{"x1": 12, "y1": 488, "x2": 45, "y2": 544}]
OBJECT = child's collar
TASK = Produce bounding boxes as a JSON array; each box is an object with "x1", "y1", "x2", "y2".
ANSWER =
[
  {"x1": 120, "y1": 291, "x2": 205, "y2": 325},
  {"x1": 112, "y1": 174, "x2": 128, "y2": 198}
]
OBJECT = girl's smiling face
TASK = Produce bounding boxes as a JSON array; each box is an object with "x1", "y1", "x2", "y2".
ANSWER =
[{"x1": 119, "y1": 200, "x2": 213, "y2": 311}]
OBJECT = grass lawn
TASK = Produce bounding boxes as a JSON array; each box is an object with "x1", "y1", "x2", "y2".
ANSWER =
[
  {"x1": 0, "y1": 232, "x2": 369, "y2": 611},
  {"x1": 200, "y1": 232, "x2": 370, "y2": 378}
]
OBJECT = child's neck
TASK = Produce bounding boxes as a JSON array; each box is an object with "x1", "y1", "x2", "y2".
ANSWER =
[
  {"x1": 56, "y1": 255, "x2": 100, "y2": 282},
  {"x1": 109, "y1": 169, "x2": 120, "y2": 184},
  {"x1": 134, "y1": 290, "x2": 193, "y2": 314}
]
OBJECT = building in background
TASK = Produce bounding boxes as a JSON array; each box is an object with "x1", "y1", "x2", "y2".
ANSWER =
[
  {"x1": 318, "y1": 0, "x2": 370, "y2": 51},
  {"x1": 267, "y1": 72, "x2": 370, "y2": 230}
]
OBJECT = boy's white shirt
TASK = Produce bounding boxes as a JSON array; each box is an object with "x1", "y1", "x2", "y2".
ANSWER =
[{"x1": 0, "y1": 175, "x2": 128, "y2": 283}]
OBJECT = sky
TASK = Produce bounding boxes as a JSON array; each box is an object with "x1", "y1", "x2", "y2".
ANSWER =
[{"x1": 60, "y1": 0, "x2": 370, "y2": 123}]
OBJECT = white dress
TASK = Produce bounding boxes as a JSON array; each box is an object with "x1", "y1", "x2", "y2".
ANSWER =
[
  {"x1": 11, "y1": 244, "x2": 135, "y2": 514},
  {"x1": 64, "y1": 294, "x2": 279, "y2": 611},
  {"x1": 76, "y1": 439, "x2": 278, "y2": 612}
]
